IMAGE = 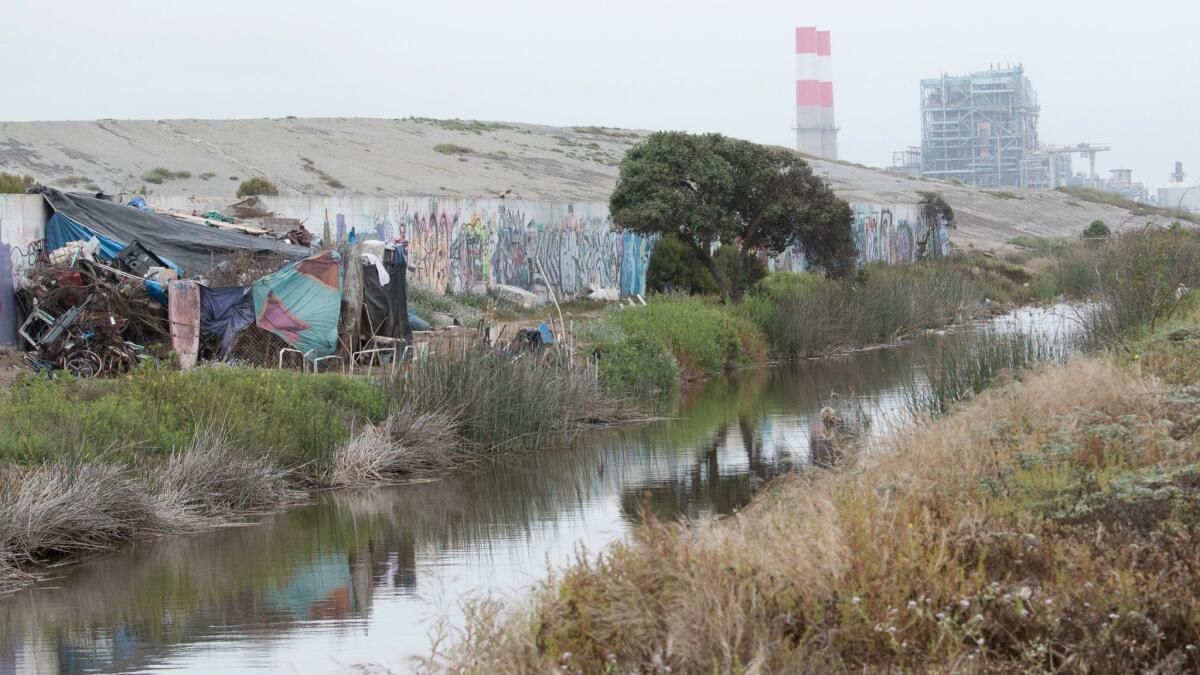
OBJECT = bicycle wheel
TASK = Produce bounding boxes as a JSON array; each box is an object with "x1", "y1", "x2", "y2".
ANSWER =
[{"x1": 65, "y1": 350, "x2": 103, "y2": 378}]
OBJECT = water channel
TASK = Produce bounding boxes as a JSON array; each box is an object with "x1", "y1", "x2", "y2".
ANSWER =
[{"x1": 0, "y1": 305, "x2": 1083, "y2": 673}]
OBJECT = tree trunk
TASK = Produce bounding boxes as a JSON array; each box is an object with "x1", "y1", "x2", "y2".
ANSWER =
[{"x1": 690, "y1": 240, "x2": 733, "y2": 302}]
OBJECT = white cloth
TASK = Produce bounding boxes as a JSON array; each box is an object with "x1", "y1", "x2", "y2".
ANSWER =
[{"x1": 361, "y1": 253, "x2": 390, "y2": 287}]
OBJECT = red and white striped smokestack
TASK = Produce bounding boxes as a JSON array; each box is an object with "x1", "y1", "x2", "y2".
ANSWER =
[
  {"x1": 817, "y1": 30, "x2": 837, "y2": 160},
  {"x1": 795, "y1": 27, "x2": 821, "y2": 157},
  {"x1": 794, "y1": 26, "x2": 837, "y2": 160}
]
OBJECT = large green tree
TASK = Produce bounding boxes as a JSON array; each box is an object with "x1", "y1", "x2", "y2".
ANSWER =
[{"x1": 610, "y1": 132, "x2": 856, "y2": 302}]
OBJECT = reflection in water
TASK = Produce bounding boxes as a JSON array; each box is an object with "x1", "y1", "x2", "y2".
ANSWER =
[{"x1": 0, "y1": 306, "x2": 1080, "y2": 673}]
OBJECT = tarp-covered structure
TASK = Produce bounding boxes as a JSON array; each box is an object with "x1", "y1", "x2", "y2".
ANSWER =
[
  {"x1": 252, "y1": 250, "x2": 344, "y2": 357},
  {"x1": 33, "y1": 186, "x2": 309, "y2": 275}
]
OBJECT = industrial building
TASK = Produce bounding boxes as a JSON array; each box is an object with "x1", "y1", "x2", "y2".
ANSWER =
[
  {"x1": 794, "y1": 26, "x2": 837, "y2": 160},
  {"x1": 1158, "y1": 162, "x2": 1200, "y2": 213},
  {"x1": 919, "y1": 66, "x2": 1047, "y2": 188}
]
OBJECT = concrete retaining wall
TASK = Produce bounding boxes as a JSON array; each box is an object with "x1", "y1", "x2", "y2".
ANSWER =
[
  {"x1": 0, "y1": 193, "x2": 950, "y2": 346},
  {"x1": 1, "y1": 194, "x2": 49, "y2": 345}
]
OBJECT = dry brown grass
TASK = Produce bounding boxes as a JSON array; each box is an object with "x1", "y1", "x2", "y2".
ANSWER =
[
  {"x1": 426, "y1": 357, "x2": 1200, "y2": 672},
  {"x1": 327, "y1": 407, "x2": 464, "y2": 485},
  {"x1": 0, "y1": 427, "x2": 306, "y2": 581}
]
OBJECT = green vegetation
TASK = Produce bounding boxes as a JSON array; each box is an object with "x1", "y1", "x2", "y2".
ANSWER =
[
  {"x1": 1056, "y1": 186, "x2": 1200, "y2": 224},
  {"x1": 0, "y1": 367, "x2": 387, "y2": 466},
  {"x1": 1083, "y1": 218, "x2": 1111, "y2": 238},
  {"x1": 747, "y1": 257, "x2": 1025, "y2": 358},
  {"x1": 236, "y1": 177, "x2": 279, "y2": 197},
  {"x1": 645, "y1": 236, "x2": 766, "y2": 297},
  {"x1": 299, "y1": 157, "x2": 346, "y2": 190},
  {"x1": 1008, "y1": 234, "x2": 1061, "y2": 255},
  {"x1": 140, "y1": 168, "x2": 190, "y2": 184},
  {"x1": 572, "y1": 126, "x2": 640, "y2": 139},
  {"x1": 608, "y1": 296, "x2": 766, "y2": 378},
  {"x1": 611, "y1": 132, "x2": 857, "y2": 302},
  {"x1": 199, "y1": 172, "x2": 216, "y2": 180},
  {"x1": 386, "y1": 344, "x2": 633, "y2": 452},
  {"x1": 414, "y1": 118, "x2": 514, "y2": 134},
  {"x1": 576, "y1": 319, "x2": 679, "y2": 400},
  {"x1": 0, "y1": 172, "x2": 34, "y2": 193},
  {"x1": 434, "y1": 143, "x2": 474, "y2": 155}
]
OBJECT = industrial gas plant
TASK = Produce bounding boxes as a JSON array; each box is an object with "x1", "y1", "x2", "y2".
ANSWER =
[{"x1": 794, "y1": 26, "x2": 1192, "y2": 211}]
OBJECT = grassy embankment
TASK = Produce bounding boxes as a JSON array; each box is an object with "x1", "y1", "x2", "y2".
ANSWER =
[
  {"x1": 579, "y1": 254, "x2": 1030, "y2": 399},
  {"x1": 426, "y1": 228, "x2": 1200, "y2": 672},
  {"x1": 0, "y1": 348, "x2": 635, "y2": 587}
]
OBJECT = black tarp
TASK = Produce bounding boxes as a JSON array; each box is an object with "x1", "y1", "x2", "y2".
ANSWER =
[
  {"x1": 361, "y1": 247, "x2": 411, "y2": 341},
  {"x1": 32, "y1": 186, "x2": 309, "y2": 275},
  {"x1": 199, "y1": 286, "x2": 255, "y2": 357}
]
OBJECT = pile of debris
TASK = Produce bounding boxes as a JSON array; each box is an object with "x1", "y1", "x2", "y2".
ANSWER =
[{"x1": 10, "y1": 186, "x2": 419, "y2": 378}]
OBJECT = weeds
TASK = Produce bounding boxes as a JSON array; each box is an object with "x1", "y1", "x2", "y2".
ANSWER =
[
  {"x1": 140, "y1": 168, "x2": 190, "y2": 184},
  {"x1": 434, "y1": 143, "x2": 474, "y2": 155},
  {"x1": 609, "y1": 295, "x2": 766, "y2": 377},
  {"x1": 760, "y1": 257, "x2": 1016, "y2": 358},
  {"x1": 386, "y1": 344, "x2": 637, "y2": 452}
]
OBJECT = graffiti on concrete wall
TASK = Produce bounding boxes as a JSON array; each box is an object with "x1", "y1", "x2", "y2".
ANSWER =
[
  {"x1": 0, "y1": 217, "x2": 11, "y2": 345},
  {"x1": 770, "y1": 203, "x2": 950, "y2": 272},
  {"x1": 311, "y1": 198, "x2": 652, "y2": 300}
]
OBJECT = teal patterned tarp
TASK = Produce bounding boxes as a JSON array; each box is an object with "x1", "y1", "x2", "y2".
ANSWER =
[{"x1": 252, "y1": 250, "x2": 343, "y2": 358}]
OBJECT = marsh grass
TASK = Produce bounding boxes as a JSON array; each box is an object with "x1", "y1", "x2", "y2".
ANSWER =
[
  {"x1": 904, "y1": 323, "x2": 1088, "y2": 418},
  {"x1": 386, "y1": 343, "x2": 640, "y2": 453},
  {"x1": 762, "y1": 257, "x2": 1021, "y2": 358}
]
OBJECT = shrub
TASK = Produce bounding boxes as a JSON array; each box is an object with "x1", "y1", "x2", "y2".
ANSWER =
[
  {"x1": 0, "y1": 172, "x2": 34, "y2": 194},
  {"x1": 713, "y1": 245, "x2": 766, "y2": 295},
  {"x1": 576, "y1": 319, "x2": 679, "y2": 399},
  {"x1": 433, "y1": 143, "x2": 473, "y2": 155},
  {"x1": 141, "y1": 168, "x2": 189, "y2": 184},
  {"x1": 1083, "y1": 219, "x2": 1110, "y2": 238},
  {"x1": 645, "y1": 234, "x2": 718, "y2": 295},
  {"x1": 236, "y1": 177, "x2": 280, "y2": 197},
  {"x1": 611, "y1": 296, "x2": 764, "y2": 377}
]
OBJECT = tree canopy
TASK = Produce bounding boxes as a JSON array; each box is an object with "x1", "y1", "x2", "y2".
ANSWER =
[{"x1": 610, "y1": 132, "x2": 855, "y2": 301}]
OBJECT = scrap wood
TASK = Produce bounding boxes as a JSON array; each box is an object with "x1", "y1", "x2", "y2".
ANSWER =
[{"x1": 152, "y1": 208, "x2": 270, "y2": 236}]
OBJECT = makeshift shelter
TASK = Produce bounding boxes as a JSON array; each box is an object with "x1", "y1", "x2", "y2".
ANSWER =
[
  {"x1": 252, "y1": 250, "x2": 344, "y2": 358},
  {"x1": 361, "y1": 246, "x2": 412, "y2": 341},
  {"x1": 33, "y1": 186, "x2": 308, "y2": 276}
]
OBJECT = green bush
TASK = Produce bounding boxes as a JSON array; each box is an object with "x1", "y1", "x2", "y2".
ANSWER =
[
  {"x1": 645, "y1": 236, "x2": 767, "y2": 298},
  {"x1": 1083, "y1": 219, "x2": 1111, "y2": 238},
  {"x1": 433, "y1": 143, "x2": 474, "y2": 155},
  {"x1": 645, "y1": 234, "x2": 718, "y2": 295},
  {"x1": 713, "y1": 245, "x2": 767, "y2": 295},
  {"x1": 0, "y1": 172, "x2": 34, "y2": 194},
  {"x1": 577, "y1": 319, "x2": 679, "y2": 399},
  {"x1": 611, "y1": 296, "x2": 763, "y2": 376},
  {"x1": 236, "y1": 177, "x2": 280, "y2": 197},
  {"x1": 141, "y1": 168, "x2": 189, "y2": 184}
]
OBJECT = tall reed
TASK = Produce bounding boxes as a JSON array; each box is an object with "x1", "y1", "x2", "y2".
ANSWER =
[{"x1": 385, "y1": 343, "x2": 637, "y2": 452}]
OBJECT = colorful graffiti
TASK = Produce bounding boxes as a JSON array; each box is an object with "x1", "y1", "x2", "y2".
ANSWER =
[
  {"x1": 306, "y1": 198, "x2": 652, "y2": 300},
  {"x1": 769, "y1": 203, "x2": 949, "y2": 272}
]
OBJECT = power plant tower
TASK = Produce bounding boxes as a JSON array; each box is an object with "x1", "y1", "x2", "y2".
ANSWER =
[{"x1": 795, "y1": 27, "x2": 837, "y2": 160}]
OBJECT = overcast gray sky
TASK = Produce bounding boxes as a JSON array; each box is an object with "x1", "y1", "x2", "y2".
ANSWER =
[{"x1": 2, "y1": 0, "x2": 1196, "y2": 190}]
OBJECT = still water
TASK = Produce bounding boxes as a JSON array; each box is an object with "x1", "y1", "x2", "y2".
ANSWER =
[{"x1": 0, "y1": 306, "x2": 1082, "y2": 673}]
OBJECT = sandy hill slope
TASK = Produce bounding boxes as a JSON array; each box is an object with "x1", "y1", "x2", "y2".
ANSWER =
[{"x1": 0, "y1": 117, "x2": 1155, "y2": 249}]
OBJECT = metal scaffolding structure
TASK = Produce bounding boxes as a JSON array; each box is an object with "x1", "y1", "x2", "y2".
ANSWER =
[{"x1": 920, "y1": 66, "x2": 1043, "y2": 188}]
